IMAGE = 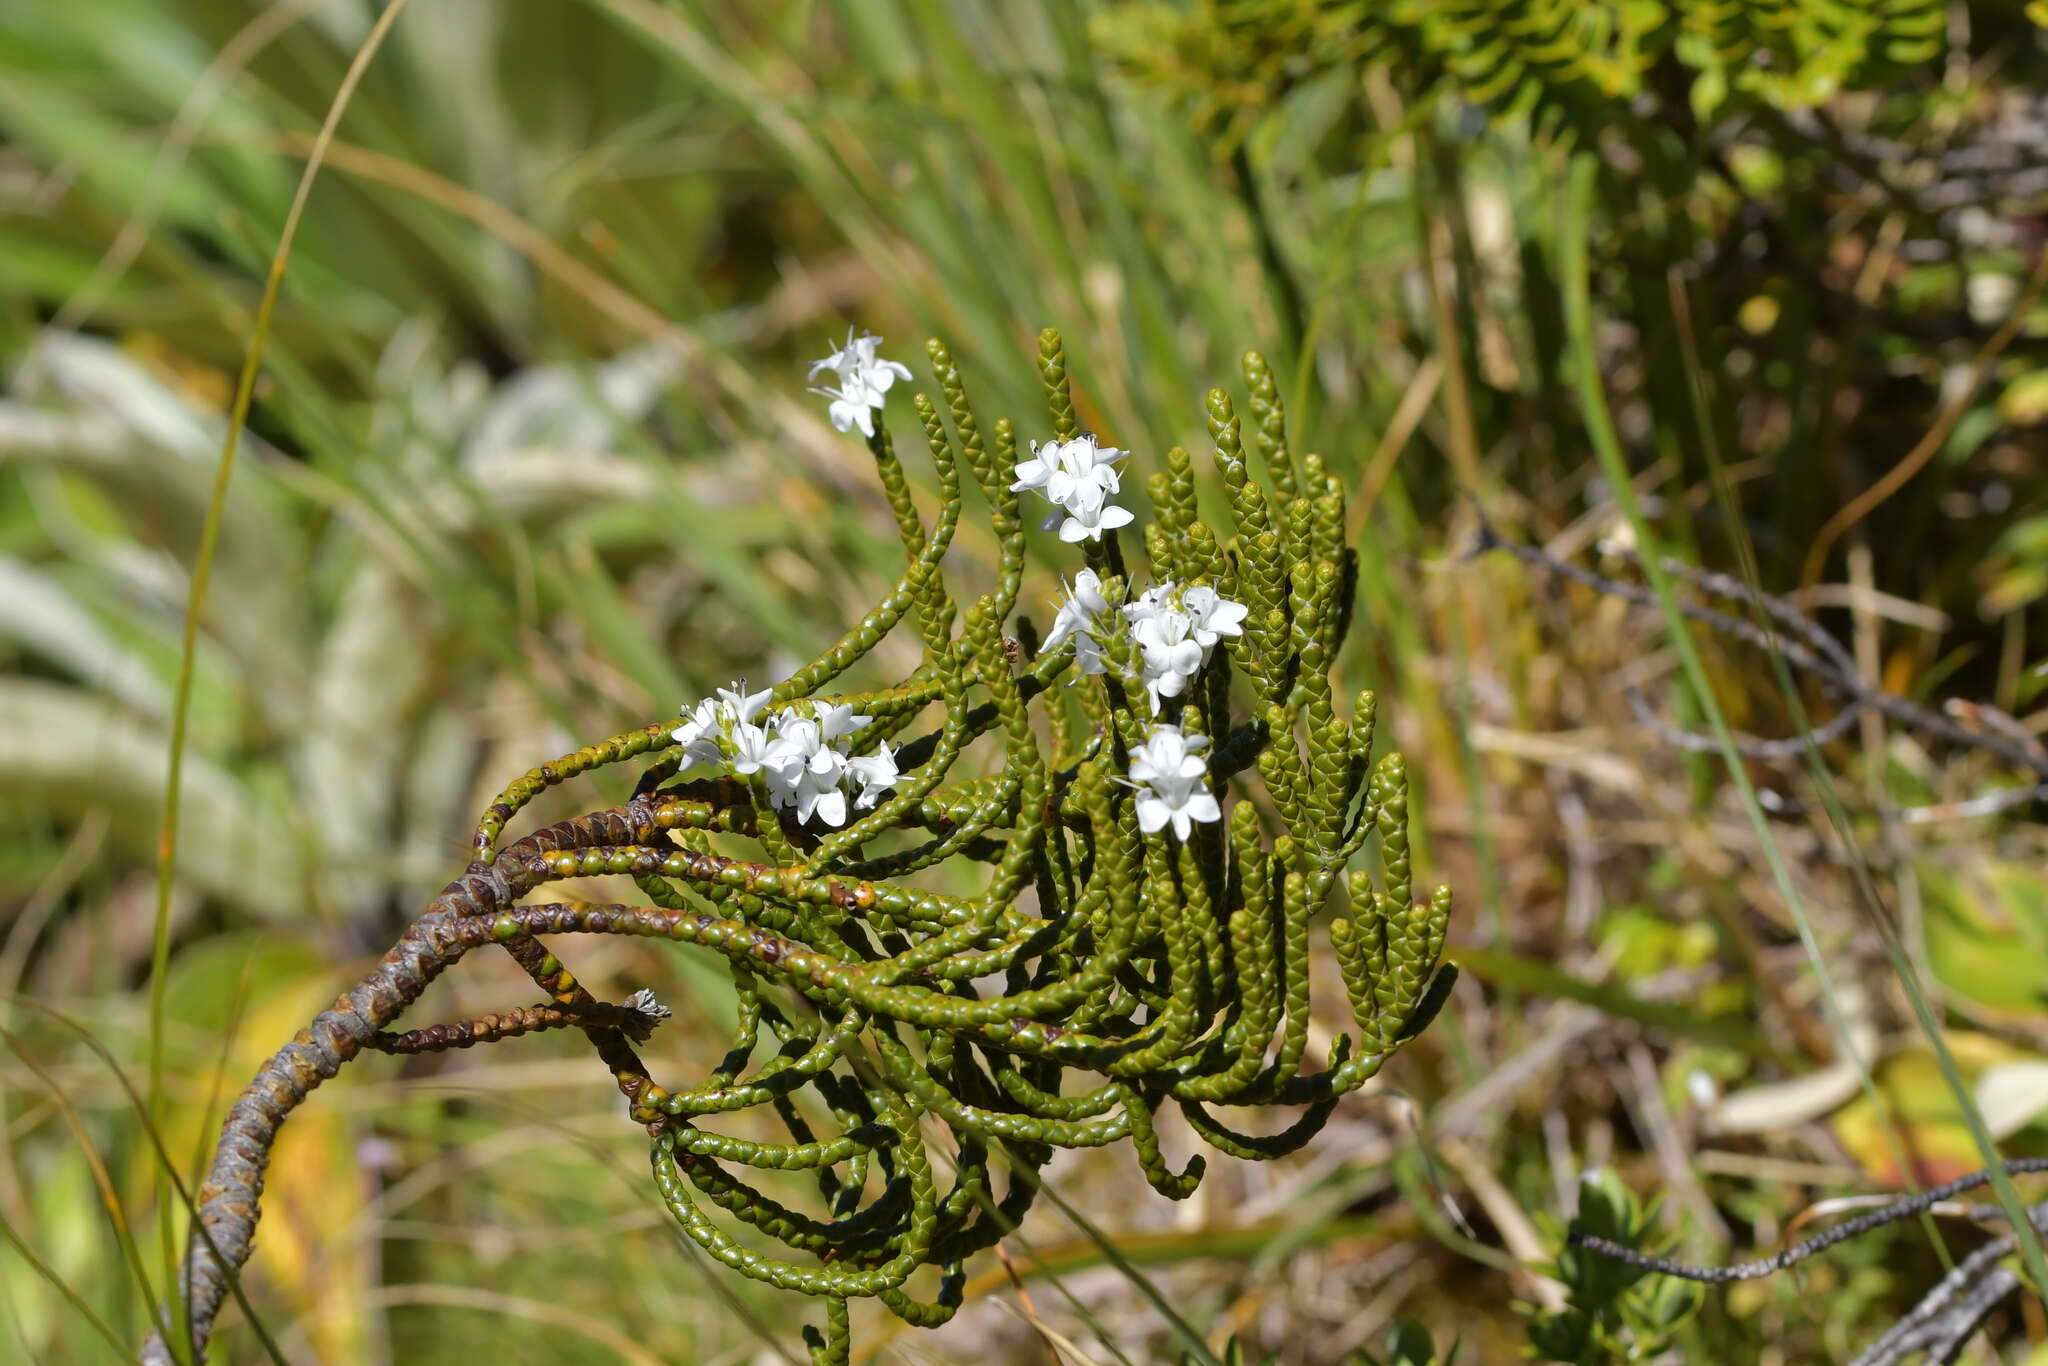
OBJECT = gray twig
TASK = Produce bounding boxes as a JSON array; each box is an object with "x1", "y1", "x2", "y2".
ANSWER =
[{"x1": 1472, "y1": 522, "x2": 2048, "y2": 783}]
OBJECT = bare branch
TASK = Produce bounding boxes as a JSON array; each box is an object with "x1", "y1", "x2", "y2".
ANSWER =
[
  {"x1": 1568, "y1": 1157, "x2": 2048, "y2": 1283},
  {"x1": 1473, "y1": 522, "x2": 2048, "y2": 783}
]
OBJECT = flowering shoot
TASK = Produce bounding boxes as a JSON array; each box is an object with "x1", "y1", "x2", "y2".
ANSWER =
[{"x1": 159, "y1": 330, "x2": 1454, "y2": 1366}]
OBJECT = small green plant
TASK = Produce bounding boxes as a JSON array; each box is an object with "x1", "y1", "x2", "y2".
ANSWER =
[
  {"x1": 147, "y1": 330, "x2": 1455, "y2": 1364},
  {"x1": 1566, "y1": 1158, "x2": 2048, "y2": 1365},
  {"x1": 1527, "y1": 1170, "x2": 1703, "y2": 1364}
]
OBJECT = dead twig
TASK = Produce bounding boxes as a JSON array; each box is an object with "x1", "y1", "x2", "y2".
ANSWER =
[{"x1": 1472, "y1": 523, "x2": 2048, "y2": 788}]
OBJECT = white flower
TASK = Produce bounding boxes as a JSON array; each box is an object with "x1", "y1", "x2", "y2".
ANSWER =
[
  {"x1": 1012, "y1": 433, "x2": 1126, "y2": 503},
  {"x1": 1044, "y1": 482, "x2": 1135, "y2": 543},
  {"x1": 1043, "y1": 569, "x2": 1109, "y2": 650},
  {"x1": 808, "y1": 328, "x2": 912, "y2": 438},
  {"x1": 759, "y1": 742, "x2": 808, "y2": 806},
  {"x1": 760, "y1": 717, "x2": 853, "y2": 826},
  {"x1": 1068, "y1": 629, "x2": 1107, "y2": 677},
  {"x1": 1123, "y1": 582, "x2": 1197, "y2": 713},
  {"x1": 1044, "y1": 569, "x2": 1113, "y2": 677},
  {"x1": 1128, "y1": 723, "x2": 1207, "y2": 788},
  {"x1": 845, "y1": 741, "x2": 900, "y2": 810},
  {"x1": 1179, "y1": 585, "x2": 1248, "y2": 649},
  {"x1": 1125, "y1": 723, "x2": 1221, "y2": 841},
  {"x1": 715, "y1": 678, "x2": 773, "y2": 726},
  {"x1": 671, "y1": 697, "x2": 727, "y2": 768},
  {"x1": 826, "y1": 390, "x2": 878, "y2": 437},
  {"x1": 673, "y1": 678, "x2": 778, "y2": 769},
  {"x1": 1121, "y1": 582, "x2": 1171, "y2": 632},
  {"x1": 810, "y1": 329, "x2": 906, "y2": 393},
  {"x1": 1115, "y1": 581, "x2": 1248, "y2": 713},
  {"x1": 672, "y1": 680, "x2": 897, "y2": 831},
  {"x1": 727, "y1": 720, "x2": 777, "y2": 775},
  {"x1": 1133, "y1": 609, "x2": 1204, "y2": 713},
  {"x1": 763, "y1": 715, "x2": 824, "y2": 772},
  {"x1": 796, "y1": 750, "x2": 849, "y2": 827},
  {"x1": 1012, "y1": 434, "x2": 1133, "y2": 543}
]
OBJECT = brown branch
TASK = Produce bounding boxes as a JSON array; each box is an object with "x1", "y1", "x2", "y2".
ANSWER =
[
  {"x1": 142, "y1": 798, "x2": 679, "y2": 1363},
  {"x1": 141, "y1": 901, "x2": 476, "y2": 1364},
  {"x1": 365, "y1": 993, "x2": 670, "y2": 1055}
]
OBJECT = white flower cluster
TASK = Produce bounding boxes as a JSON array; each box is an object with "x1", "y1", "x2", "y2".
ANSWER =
[
  {"x1": 673, "y1": 681, "x2": 900, "y2": 829},
  {"x1": 1043, "y1": 571, "x2": 1248, "y2": 714},
  {"x1": 808, "y1": 328, "x2": 913, "y2": 438},
  {"x1": 1010, "y1": 434, "x2": 1133, "y2": 543},
  {"x1": 1125, "y1": 723, "x2": 1221, "y2": 840},
  {"x1": 801, "y1": 337, "x2": 1232, "y2": 844},
  {"x1": 1125, "y1": 582, "x2": 1250, "y2": 711}
]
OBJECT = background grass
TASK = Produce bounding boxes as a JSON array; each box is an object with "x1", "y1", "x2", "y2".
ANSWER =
[{"x1": 5, "y1": 2, "x2": 2048, "y2": 1362}]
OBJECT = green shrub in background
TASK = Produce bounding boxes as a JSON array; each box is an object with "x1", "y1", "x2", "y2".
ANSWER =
[{"x1": 1095, "y1": 0, "x2": 1946, "y2": 143}]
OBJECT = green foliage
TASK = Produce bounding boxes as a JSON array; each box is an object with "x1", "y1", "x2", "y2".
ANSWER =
[
  {"x1": 1525, "y1": 1171, "x2": 1702, "y2": 1363},
  {"x1": 1095, "y1": 0, "x2": 1948, "y2": 141}
]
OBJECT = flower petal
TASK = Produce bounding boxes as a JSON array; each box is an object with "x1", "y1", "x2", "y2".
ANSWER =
[{"x1": 1135, "y1": 794, "x2": 1169, "y2": 833}]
